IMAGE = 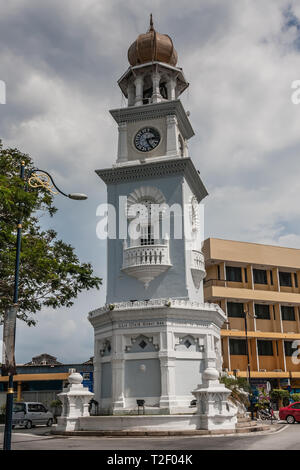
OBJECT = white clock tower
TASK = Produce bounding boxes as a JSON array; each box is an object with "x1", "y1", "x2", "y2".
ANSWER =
[{"x1": 89, "y1": 16, "x2": 226, "y2": 414}]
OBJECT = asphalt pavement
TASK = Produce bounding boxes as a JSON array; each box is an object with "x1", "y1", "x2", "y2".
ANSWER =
[{"x1": 0, "y1": 421, "x2": 299, "y2": 450}]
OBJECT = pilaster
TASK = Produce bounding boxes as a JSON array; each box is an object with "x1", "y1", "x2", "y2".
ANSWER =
[
  {"x1": 111, "y1": 334, "x2": 125, "y2": 411},
  {"x1": 117, "y1": 122, "x2": 128, "y2": 162},
  {"x1": 159, "y1": 355, "x2": 177, "y2": 409},
  {"x1": 111, "y1": 358, "x2": 125, "y2": 411},
  {"x1": 166, "y1": 115, "x2": 179, "y2": 156}
]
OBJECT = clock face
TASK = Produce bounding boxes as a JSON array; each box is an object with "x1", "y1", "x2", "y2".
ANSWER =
[{"x1": 134, "y1": 127, "x2": 161, "y2": 152}]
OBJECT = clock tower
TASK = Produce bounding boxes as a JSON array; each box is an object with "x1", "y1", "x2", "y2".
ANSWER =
[{"x1": 89, "y1": 16, "x2": 226, "y2": 414}]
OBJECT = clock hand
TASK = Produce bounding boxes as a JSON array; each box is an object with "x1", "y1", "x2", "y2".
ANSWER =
[{"x1": 146, "y1": 137, "x2": 157, "y2": 148}]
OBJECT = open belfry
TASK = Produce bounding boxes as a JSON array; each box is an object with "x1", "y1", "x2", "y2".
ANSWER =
[{"x1": 88, "y1": 16, "x2": 227, "y2": 415}]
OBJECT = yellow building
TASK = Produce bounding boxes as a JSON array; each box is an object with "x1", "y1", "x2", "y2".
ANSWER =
[{"x1": 203, "y1": 238, "x2": 300, "y2": 391}]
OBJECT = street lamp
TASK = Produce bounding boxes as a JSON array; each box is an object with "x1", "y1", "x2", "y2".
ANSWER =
[
  {"x1": 2, "y1": 162, "x2": 88, "y2": 451},
  {"x1": 244, "y1": 307, "x2": 257, "y2": 420}
]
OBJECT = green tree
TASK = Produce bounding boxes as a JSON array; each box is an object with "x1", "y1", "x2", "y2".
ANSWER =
[
  {"x1": 270, "y1": 389, "x2": 290, "y2": 408},
  {"x1": 0, "y1": 141, "x2": 102, "y2": 327},
  {"x1": 220, "y1": 374, "x2": 250, "y2": 409}
]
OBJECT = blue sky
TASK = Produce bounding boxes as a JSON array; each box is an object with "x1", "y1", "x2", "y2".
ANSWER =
[{"x1": 1, "y1": 0, "x2": 300, "y2": 363}]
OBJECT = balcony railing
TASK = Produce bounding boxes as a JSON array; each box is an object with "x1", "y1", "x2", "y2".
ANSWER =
[
  {"x1": 204, "y1": 278, "x2": 240, "y2": 288},
  {"x1": 122, "y1": 240, "x2": 172, "y2": 288},
  {"x1": 191, "y1": 250, "x2": 205, "y2": 270},
  {"x1": 123, "y1": 243, "x2": 170, "y2": 268}
]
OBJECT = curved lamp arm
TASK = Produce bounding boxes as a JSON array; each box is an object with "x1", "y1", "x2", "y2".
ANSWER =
[{"x1": 27, "y1": 168, "x2": 88, "y2": 200}]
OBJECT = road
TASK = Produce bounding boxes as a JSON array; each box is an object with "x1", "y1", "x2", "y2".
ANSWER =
[{"x1": 0, "y1": 422, "x2": 299, "y2": 450}]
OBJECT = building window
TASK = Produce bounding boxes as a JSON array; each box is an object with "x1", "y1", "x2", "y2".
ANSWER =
[
  {"x1": 254, "y1": 304, "x2": 270, "y2": 320},
  {"x1": 140, "y1": 225, "x2": 154, "y2": 245},
  {"x1": 244, "y1": 268, "x2": 248, "y2": 283},
  {"x1": 229, "y1": 339, "x2": 247, "y2": 355},
  {"x1": 257, "y1": 340, "x2": 273, "y2": 356},
  {"x1": 227, "y1": 302, "x2": 244, "y2": 318},
  {"x1": 270, "y1": 270, "x2": 273, "y2": 285},
  {"x1": 281, "y1": 305, "x2": 295, "y2": 321},
  {"x1": 279, "y1": 271, "x2": 292, "y2": 287},
  {"x1": 284, "y1": 341, "x2": 294, "y2": 357},
  {"x1": 140, "y1": 198, "x2": 155, "y2": 246},
  {"x1": 253, "y1": 269, "x2": 267, "y2": 285},
  {"x1": 226, "y1": 266, "x2": 242, "y2": 282}
]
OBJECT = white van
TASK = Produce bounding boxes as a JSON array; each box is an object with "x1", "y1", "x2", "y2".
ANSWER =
[{"x1": 12, "y1": 402, "x2": 54, "y2": 429}]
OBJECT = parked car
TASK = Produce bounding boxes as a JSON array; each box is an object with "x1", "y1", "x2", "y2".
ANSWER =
[
  {"x1": 279, "y1": 401, "x2": 300, "y2": 424},
  {"x1": 12, "y1": 402, "x2": 54, "y2": 429}
]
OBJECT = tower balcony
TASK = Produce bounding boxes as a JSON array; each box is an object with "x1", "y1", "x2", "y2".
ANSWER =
[
  {"x1": 191, "y1": 249, "x2": 206, "y2": 290},
  {"x1": 122, "y1": 240, "x2": 172, "y2": 288}
]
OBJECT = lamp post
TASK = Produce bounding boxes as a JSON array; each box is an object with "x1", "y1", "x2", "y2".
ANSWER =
[
  {"x1": 244, "y1": 307, "x2": 257, "y2": 420},
  {"x1": 2, "y1": 163, "x2": 87, "y2": 451}
]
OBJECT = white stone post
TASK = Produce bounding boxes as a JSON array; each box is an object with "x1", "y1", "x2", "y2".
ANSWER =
[
  {"x1": 166, "y1": 115, "x2": 179, "y2": 156},
  {"x1": 134, "y1": 75, "x2": 144, "y2": 106},
  {"x1": 56, "y1": 371, "x2": 94, "y2": 432},
  {"x1": 152, "y1": 71, "x2": 162, "y2": 103},
  {"x1": 191, "y1": 336, "x2": 237, "y2": 431},
  {"x1": 117, "y1": 122, "x2": 128, "y2": 163}
]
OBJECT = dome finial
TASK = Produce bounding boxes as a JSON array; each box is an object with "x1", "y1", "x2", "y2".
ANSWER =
[
  {"x1": 149, "y1": 13, "x2": 154, "y2": 31},
  {"x1": 128, "y1": 17, "x2": 178, "y2": 67}
]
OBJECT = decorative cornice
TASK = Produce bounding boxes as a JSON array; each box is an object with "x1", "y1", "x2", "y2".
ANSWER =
[
  {"x1": 89, "y1": 298, "x2": 225, "y2": 321},
  {"x1": 110, "y1": 100, "x2": 194, "y2": 140},
  {"x1": 95, "y1": 157, "x2": 208, "y2": 203}
]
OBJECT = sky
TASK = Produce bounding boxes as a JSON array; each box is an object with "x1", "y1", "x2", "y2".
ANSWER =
[{"x1": 1, "y1": 0, "x2": 300, "y2": 364}]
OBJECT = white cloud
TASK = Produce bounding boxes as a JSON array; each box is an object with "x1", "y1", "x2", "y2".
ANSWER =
[{"x1": 2, "y1": 0, "x2": 300, "y2": 362}]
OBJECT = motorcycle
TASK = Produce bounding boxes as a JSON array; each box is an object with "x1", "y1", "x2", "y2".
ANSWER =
[{"x1": 257, "y1": 407, "x2": 277, "y2": 422}]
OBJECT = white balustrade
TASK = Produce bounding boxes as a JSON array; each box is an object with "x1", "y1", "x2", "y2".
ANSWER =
[
  {"x1": 122, "y1": 241, "x2": 172, "y2": 288},
  {"x1": 123, "y1": 243, "x2": 170, "y2": 268}
]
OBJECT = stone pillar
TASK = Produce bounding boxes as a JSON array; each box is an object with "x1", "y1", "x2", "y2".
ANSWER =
[
  {"x1": 117, "y1": 122, "x2": 128, "y2": 163},
  {"x1": 166, "y1": 77, "x2": 176, "y2": 100},
  {"x1": 166, "y1": 115, "x2": 179, "y2": 156},
  {"x1": 151, "y1": 71, "x2": 162, "y2": 103},
  {"x1": 159, "y1": 355, "x2": 177, "y2": 410},
  {"x1": 134, "y1": 75, "x2": 144, "y2": 106},
  {"x1": 127, "y1": 83, "x2": 135, "y2": 107}
]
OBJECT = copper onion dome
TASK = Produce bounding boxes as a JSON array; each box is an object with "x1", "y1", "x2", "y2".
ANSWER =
[{"x1": 128, "y1": 14, "x2": 178, "y2": 67}]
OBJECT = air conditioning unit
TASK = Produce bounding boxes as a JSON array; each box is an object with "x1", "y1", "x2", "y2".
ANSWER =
[
  {"x1": 259, "y1": 369, "x2": 267, "y2": 372},
  {"x1": 273, "y1": 369, "x2": 282, "y2": 372}
]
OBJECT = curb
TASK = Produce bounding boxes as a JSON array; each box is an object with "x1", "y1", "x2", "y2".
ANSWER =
[{"x1": 51, "y1": 424, "x2": 285, "y2": 438}]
